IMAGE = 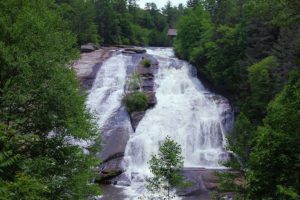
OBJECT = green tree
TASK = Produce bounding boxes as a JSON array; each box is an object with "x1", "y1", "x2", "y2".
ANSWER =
[
  {"x1": 227, "y1": 113, "x2": 255, "y2": 169},
  {"x1": 247, "y1": 71, "x2": 300, "y2": 199},
  {"x1": 247, "y1": 56, "x2": 280, "y2": 118},
  {"x1": 0, "y1": 0, "x2": 100, "y2": 199},
  {"x1": 59, "y1": 0, "x2": 99, "y2": 45},
  {"x1": 186, "y1": 0, "x2": 201, "y2": 9},
  {"x1": 246, "y1": 0, "x2": 300, "y2": 25},
  {"x1": 203, "y1": 24, "x2": 246, "y2": 91},
  {"x1": 146, "y1": 136, "x2": 185, "y2": 200},
  {"x1": 175, "y1": 5, "x2": 213, "y2": 60}
]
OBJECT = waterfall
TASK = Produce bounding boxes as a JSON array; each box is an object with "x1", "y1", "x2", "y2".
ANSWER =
[
  {"x1": 125, "y1": 48, "x2": 229, "y2": 170},
  {"x1": 122, "y1": 48, "x2": 232, "y2": 198},
  {"x1": 86, "y1": 53, "x2": 130, "y2": 130},
  {"x1": 83, "y1": 48, "x2": 233, "y2": 199}
]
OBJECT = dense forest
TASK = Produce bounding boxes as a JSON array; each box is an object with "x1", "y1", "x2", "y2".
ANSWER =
[
  {"x1": 175, "y1": 0, "x2": 300, "y2": 199},
  {"x1": 0, "y1": 0, "x2": 300, "y2": 199},
  {"x1": 55, "y1": 0, "x2": 184, "y2": 46}
]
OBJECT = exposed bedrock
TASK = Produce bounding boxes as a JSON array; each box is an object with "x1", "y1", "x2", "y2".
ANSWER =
[
  {"x1": 72, "y1": 47, "x2": 116, "y2": 90},
  {"x1": 96, "y1": 52, "x2": 159, "y2": 182},
  {"x1": 80, "y1": 43, "x2": 100, "y2": 53},
  {"x1": 97, "y1": 107, "x2": 132, "y2": 182},
  {"x1": 123, "y1": 47, "x2": 147, "y2": 54},
  {"x1": 207, "y1": 94, "x2": 234, "y2": 133},
  {"x1": 128, "y1": 54, "x2": 158, "y2": 131}
]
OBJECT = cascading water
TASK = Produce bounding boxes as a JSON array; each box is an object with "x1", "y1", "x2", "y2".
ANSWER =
[
  {"x1": 122, "y1": 48, "x2": 232, "y2": 198},
  {"x1": 83, "y1": 48, "x2": 233, "y2": 199},
  {"x1": 86, "y1": 53, "x2": 130, "y2": 129}
]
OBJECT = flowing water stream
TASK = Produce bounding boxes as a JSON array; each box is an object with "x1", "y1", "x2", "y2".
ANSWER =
[{"x1": 86, "y1": 48, "x2": 233, "y2": 199}]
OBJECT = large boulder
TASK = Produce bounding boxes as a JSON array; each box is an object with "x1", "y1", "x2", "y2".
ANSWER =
[
  {"x1": 80, "y1": 43, "x2": 98, "y2": 52},
  {"x1": 100, "y1": 126, "x2": 130, "y2": 162},
  {"x1": 146, "y1": 92, "x2": 157, "y2": 107},
  {"x1": 122, "y1": 50, "x2": 137, "y2": 55},
  {"x1": 177, "y1": 169, "x2": 223, "y2": 197},
  {"x1": 130, "y1": 111, "x2": 146, "y2": 131},
  {"x1": 124, "y1": 47, "x2": 146, "y2": 54},
  {"x1": 97, "y1": 157, "x2": 123, "y2": 183}
]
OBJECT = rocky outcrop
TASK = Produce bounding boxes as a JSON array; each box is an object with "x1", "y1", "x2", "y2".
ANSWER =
[
  {"x1": 80, "y1": 43, "x2": 100, "y2": 53},
  {"x1": 97, "y1": 107, "x2": 132, "y2": 183},
  {"x1": 127, "y1": 55, "x2": 159, "y2": 131},
  {"x1": 177, "y1": 168, "x2": 218, "y2": 196},
  {"x1": 177, "y1": 168, "x2": 242, "y2": 199},
  {"x1": 146, "y1": 92, "x2": 157, "y2": 107},
  {"x1": 207, "y1": 94, "x2": 234, "y2": 133},
  {"x1": 99, "y1": 53, "x2": 159, "y2": 182},
  {"x1": 122, "y1": 50, "x2": 137, "y2": 55},
  {"x1": 130, "y1": 111, "x2": 145, "y2": 131},
  {"x1": 124, "y1": 47, "x2": 146, "y2": 54},
  {"x1": 72, "y1": 47, "x2": 115, "y2": 90},
  {"x1": 96, "y1": 53, "x2": 160, "y2": 183}
]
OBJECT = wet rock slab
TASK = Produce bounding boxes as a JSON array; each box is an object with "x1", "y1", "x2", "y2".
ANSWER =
[
  {"x1": 124, "y1": 47, "x2": 146, "y2": 54},
  {"x1": 207, "y1": 94, "x2": 234, "y2": 133},
  {"x1": 80, "y1": 43, "x2": 99, "y2": 52},
  {"x1": 130, "y1": 111, "x2": 146, "y2": 131},
  {"x1": 72, "y1": 47, "x2": 116, "y2": 90},
  {"x1": 127, "y1": 54, "x2": 159, "y2": 131},
  {"x1": 177, "y1": 168, "x2": 219, "y2": 197}
]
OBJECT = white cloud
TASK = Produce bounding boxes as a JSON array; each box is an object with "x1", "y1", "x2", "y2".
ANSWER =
[{"x1": 137, "y1": 0, "x2": 186, "y2": 9}]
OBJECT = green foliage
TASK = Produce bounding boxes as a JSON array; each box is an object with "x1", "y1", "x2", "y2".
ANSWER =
[
  {"x1": 94, "y1": 0, "x2": 176, "y2": 46},
  {"x1": 175, "y1": 6, "x2": 213, "y2": 60},
  {"x1": 149, "y1": 30, "x2": 171, "y2": 47},
  {"x1": 141, "y1": 59, "x2": 151, "y2": 68},
  {"x1": 277, "y1": 185, "x2": 300, "y2": 200},
  {"x1": 204, "y1": 24, "x2": 246, "y2": 91},
  {"x1": 162, "y1": 1, "x2": 183, "y2": 28},
  {"x1": 0, "y1": 174, "x2": 48, "y2": 200},
  {"x1": 246, "y1": 71, "x2": 300, "y2": 199},
  {"x1": 0, "y1": 0, "x2": 100, "y2": 199},
  {"x1": 247, "y1": 56, "x2": 280, "y2": 118},
  {"x1": 175, "y1": 0, "x2": 300, "y2": 199},
  {"x1": 124, "y1": 92, "x2": 148, "y2": 113},
  {"x1": 125, "y1": 72, "x2": 142, "y2": 93},
  {"x1": 246, "y1": 0, "x2": 300, "y2": 25},
  {"x1": 57, "y1": 0, "x2": 100, "y2": 45},
  {"x1": 175, "y1": 6, "x2": 246, "y2": 92},
  {"x1": 227, "y1": 113, "x2": 255, "y2": 169},
  {"x1": 146, "y1": 136, "x2": 186, "y2": 199},
  {"x1": 215, "y1": 171, "x2": 244, "y2": 194}
]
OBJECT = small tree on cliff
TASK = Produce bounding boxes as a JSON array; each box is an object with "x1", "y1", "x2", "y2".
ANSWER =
[{"x1": 145, "y1": 136, "x2": 186, "y2": 199}]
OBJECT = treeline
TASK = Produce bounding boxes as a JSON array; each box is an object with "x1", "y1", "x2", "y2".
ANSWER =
[
  {"x1": 175, "y1": 0, "x2": 300, "y2": 199},
  {"x1": 56, "y1": 0, "x2": 184, "y2": 46}
]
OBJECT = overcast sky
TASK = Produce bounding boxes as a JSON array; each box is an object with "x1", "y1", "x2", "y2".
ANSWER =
[{"x1": 137, "y1": 0, "x2": 187, "y2": 9}]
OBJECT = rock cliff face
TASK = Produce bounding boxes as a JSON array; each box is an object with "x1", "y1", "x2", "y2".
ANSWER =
[{"x1": 72, "y1": 47, "x2": 115, "y2": 90}]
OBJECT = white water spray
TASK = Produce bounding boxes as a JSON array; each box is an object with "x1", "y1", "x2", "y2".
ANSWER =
[
  {"x1": 122, "y1": 48, "x2": 231, "y2": 198},
  {"x1": 86, "y1": 53, "x2": 130, "y2": 129}
]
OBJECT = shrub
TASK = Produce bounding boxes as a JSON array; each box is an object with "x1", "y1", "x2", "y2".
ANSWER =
[
  {"x1": 124, "y1": 92, "x2": 148, "y2": 113},
  {"x1": 141, "y1": 59, "x2": 151, "y2": 68},
  {"x1": 125, "y1": 72, "x2": 141, "y2": 93}
]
